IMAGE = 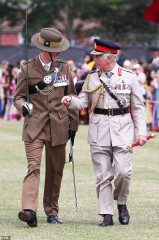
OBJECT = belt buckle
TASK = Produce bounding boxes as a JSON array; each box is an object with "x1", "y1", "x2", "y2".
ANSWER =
[{"x1": 108, "y1": 107, "x2": 113, "y2": 117}]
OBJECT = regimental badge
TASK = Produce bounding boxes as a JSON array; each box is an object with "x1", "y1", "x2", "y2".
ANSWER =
[
  {"x1": 44, "y1": 75, "x2": 52, "y2": 84},
  {"x1": 94, "y1": 42, "x2": 97, "y2": 50},
  {"x1": 44, "y1": 40, "x2": 50, "y2": 47}
]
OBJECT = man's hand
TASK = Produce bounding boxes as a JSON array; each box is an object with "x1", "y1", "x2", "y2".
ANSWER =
[
  {"x1": 68, "y1": 130, "x2": 76, "y2": 146},
  {"x1": 22, "y1": 102, "x2": 33, "y2": 117},
  {"x1": 136, "y1": 136, "x2": 147, "y2": 146},
  {"x1": 61, "y1": 96, "x2": 72, "y2": 106}
]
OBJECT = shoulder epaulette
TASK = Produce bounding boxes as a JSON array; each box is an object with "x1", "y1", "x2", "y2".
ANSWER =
[
  {"x1": 23, "y1": 59, "x2": 35, "y2": 65},
  {"x1": 90, "y1": 70, "x2": 98, "y2": 74},
  {"x1": 121, "y1": 67, "x2": 134, "y2": 74}
]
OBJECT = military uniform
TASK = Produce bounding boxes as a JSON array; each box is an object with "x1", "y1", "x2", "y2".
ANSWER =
[
  {"x1": 68, "y1": 63, "x2": 147, "y2": 215},
  {"x1": 14, "y1": 56, "x2": 79, "y2": 216}
]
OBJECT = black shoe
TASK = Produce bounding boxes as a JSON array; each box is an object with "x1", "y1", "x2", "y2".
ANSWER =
[
  {"x1": 47, "y1": 215, "x2": 62, "y2": 224},
  {"x1": 99, "y1": 214, "x2": 113, "y2": 227},
  {"x1": 18, "y1": 209, "x2": 37, "y2": 227},
  {"x1": 118, "y1": 204, "x2": 130, "y2": 225}
]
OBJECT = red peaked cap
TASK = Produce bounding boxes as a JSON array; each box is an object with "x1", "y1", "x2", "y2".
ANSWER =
[{"x1": 91, "y1": 39, "x2": 120, "y2": 55}]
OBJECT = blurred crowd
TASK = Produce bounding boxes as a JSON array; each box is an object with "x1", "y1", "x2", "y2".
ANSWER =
[
  {"x1": 1, "y1": 48, "x2": 159, "y2": 132},
  {"x1": 0, "y1": 60, "x2": 22, "y2": 121}
]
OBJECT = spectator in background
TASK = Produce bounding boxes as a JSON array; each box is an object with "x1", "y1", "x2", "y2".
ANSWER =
[
  {"x1": 132, "y1": 63, "x2": 147, "y2": 101},
  {"x1": 75, "y1": 54, "x2": 96, "y2": 124},
  {"x1": 116, "y1": 49, "x2": 126, "y2": 67},
  {"x1": 9, "y1": 67, "x2": 22, "y2": 120},
  {"x1": 148, "y1": 47, "x2": 159, "y2": 64},
  {"x1": 67, "y1": 59, "x2": 78, "y2": 85},
  {"x1": 1, "y1": 65, "x2": 10, "y2": 117},
  {"x1": 151, "y1": 69, "x2": 159, "y2": 131},
  {"x1": 3, "y1": 64, "x2": 14, "y2": 120},
  {"x1": 123, "y1": 60, "x2": 132, "y2": 70}
]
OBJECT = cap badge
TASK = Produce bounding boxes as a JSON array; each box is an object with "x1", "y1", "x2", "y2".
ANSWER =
[{"x1": 44, "y1": 40, "x2": 50, "y2": 47}]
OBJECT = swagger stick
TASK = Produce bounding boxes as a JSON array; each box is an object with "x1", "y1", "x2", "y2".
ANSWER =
[
  {"x1": 24, "y1": 10, "x2": 33, "y2": 129},
  {"x1": 26, "y1": 10, "x2": 29, "y2": 103},
  {"x1": 127, "y1": 134, "x2": 155, "y2": 151},
  {"x1": 69, "y1": 140, "x2": 78, "y2": 211}
]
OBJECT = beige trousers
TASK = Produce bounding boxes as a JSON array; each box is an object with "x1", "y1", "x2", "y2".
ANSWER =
[
  {"x1": 22, "y1": 122, "x2": 66, "y2": 216},
  {"x1": 90, "y1": 145, "x2": 132, "y2": 216}
]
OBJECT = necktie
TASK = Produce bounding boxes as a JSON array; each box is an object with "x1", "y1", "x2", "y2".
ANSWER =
[
  {"x1": 44, "y1": 64, "x2": 49, "y2": 72},
  {"x1": 105, "y1": 72, "x2": 113, "y2": 78}
]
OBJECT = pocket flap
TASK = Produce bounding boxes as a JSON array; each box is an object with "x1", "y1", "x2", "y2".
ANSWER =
[
  {"x1": 32, "y1": 109, "x2": 40, "y2": 118},
  {"x1": 90, "y1": 115, "x2": 99, "y2": 124},
  {"x1": 58, "y1": 108, "x2": 68, "y2": 119}
]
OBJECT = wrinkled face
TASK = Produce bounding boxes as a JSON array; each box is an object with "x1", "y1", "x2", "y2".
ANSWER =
[{"x1": 93, "y1": 54, "x2": 108, "y2": 70}]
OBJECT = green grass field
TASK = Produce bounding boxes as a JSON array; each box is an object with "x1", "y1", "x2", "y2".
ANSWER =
[{"x1": 0, "y1": 119, "x2": 159, "y2": 240}]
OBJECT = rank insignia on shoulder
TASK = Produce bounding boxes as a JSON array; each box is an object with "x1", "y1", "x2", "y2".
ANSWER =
[{"x1": 23, "y1": 59, "x2": 34, "y2": 65}]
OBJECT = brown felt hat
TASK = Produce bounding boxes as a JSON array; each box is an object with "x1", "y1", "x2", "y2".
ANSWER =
[{"x1": 31, "y1": 27, "x2": 70, "y2": 52}]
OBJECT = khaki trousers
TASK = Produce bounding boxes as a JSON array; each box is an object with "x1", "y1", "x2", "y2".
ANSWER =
[
  {"x1": 90, "y1": 145, "x2": 132, "y2": 216},
  {"x1": 22, "y1": 122, "x2": 66, "y2": 216}
]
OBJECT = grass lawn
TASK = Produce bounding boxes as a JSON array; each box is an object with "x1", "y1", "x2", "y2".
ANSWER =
[{"x1": 0, "y1": 119, "x2": 159, "y2": 240}]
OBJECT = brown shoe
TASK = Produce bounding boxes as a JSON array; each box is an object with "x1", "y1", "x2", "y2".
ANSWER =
[
  {"x1": 99, "y1": 214, "x2": 113, "y2": 227},
  {"x1": 18, "y1": 209, "x2": 37, "y2": 227},
  {"x1": 118, "y1": 204, "x2": 130, "y2": 225}
]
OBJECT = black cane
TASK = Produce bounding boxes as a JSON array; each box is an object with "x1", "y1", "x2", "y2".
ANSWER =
[{"x1": 69, "y1": 139, "x2": 78, "y2": 211}]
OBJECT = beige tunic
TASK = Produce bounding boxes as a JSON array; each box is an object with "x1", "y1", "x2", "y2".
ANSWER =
[{"x1": 69, "y1": 63, "x2": 147, "y2": 147}]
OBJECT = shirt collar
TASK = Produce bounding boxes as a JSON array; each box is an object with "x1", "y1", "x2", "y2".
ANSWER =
[{"x1": 39, "y1": 55, "x2": 52, "y2": 71}]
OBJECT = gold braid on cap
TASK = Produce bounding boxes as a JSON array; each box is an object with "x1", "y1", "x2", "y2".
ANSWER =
[
  {"x1": 39, "y1": 36, "x2": 62, "y2": 48},
  {"x1": 85, "y1": 73, "x2": 106, "y2": 113}
]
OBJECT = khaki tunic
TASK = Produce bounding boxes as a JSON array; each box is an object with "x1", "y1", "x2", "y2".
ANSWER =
[
  {"x1": 14, "y1": 57, "x2": 79, "y2": 146},
  {"x1": 14, "y1": 57, "x2": 79, "y2": 215}
]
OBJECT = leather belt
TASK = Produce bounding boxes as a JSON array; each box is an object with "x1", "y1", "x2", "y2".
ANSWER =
[{"x1": 94, "y1": 107, "x2": 130, "y2": 116}]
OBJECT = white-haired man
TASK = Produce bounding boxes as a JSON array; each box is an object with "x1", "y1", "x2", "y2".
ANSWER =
[{"x1": 62, "y1": 39, "x2": 147, "y2": 227}]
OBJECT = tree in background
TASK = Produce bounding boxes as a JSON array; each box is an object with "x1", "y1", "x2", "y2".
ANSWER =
[
  {"x1": 0, "y1": 0, "x2": 26, "y2": 26},
  {"x1": 0, "y1": 0, "x2": 158, "y2": 46}
]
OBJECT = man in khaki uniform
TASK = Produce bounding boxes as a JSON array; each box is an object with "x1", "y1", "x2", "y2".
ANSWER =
[
  {"x1": 62, "y1": 39, "x2": 147, "y2": 226},
  {"x1": 14, "y1": 28, "x2": 79, "y2": 227}
]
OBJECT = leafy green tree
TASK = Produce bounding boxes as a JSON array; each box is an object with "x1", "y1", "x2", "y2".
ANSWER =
[
  {"x1": 0, "y1": 0, "x2": 27, "y2": 25},
  {"x1": 1, "y1": 0, "x2": 158, "y2": 46}
]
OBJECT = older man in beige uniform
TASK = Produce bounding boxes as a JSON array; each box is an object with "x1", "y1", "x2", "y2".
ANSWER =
[
  {"x1": 14, "y1": 28, "x2": 79, "y2": 227},
  {"x1": 62, "y1": 39, "x2": 147, "y2": 227}
]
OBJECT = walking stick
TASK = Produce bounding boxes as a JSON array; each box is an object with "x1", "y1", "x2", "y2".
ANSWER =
[{"x1": 69, "y1": 139, "x2": 78, "y2": 211}]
